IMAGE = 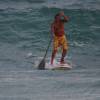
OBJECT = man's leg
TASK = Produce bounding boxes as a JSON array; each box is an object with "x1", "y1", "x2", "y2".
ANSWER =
[
  {"x1": 51, "y1": 49, "x2": 57, "y2": 65},
  {"x1": 60, "y1": 36, "x2": 68, "y2": 64},
  {"x1": 51, "y1": 36, "x2": 58, "y2": 65},
  {"x1": 60, "y1": 49, "x2": 67, "y2": 64}
]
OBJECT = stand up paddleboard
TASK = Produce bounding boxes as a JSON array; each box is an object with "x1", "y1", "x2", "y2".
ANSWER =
[{"x1": 45, "y1": 63, "x2": 72, "y2": 70}]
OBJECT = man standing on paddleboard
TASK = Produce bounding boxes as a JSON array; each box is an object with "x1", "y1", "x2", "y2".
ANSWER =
[{"x1": 51, "y1": 11, "x2": 69, "y2": 65}]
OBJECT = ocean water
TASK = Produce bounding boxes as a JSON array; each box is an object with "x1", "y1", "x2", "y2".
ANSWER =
[{"x1": 0, "y1": 0, "x2": 100, "y2": 100}]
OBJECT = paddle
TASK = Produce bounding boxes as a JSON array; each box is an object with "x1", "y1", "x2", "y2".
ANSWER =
[{"x1": 38, "y1": 38, "x2": 52, "y2": 70}]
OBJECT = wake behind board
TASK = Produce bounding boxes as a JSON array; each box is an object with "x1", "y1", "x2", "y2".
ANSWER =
[{"x1": 45, "y1": 63, "x2": 72, "y2": 70}]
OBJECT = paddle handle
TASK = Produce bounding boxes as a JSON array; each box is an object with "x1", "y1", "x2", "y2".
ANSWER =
[{"x1": 44, "y1": 38, "x2": 52, "y2": 59}]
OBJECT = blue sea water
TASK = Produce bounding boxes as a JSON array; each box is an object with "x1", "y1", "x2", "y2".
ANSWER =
[{"x1": 0, "y1": 0, "x2": 100, "y2": 100}]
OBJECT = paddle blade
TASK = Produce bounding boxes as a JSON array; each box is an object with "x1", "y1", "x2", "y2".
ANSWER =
[{"x1": 38, "y1": 59, "x2": 45, "y2": 70}]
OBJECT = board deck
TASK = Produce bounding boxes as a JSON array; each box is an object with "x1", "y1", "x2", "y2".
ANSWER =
[{"x1": 45, "y1": 63, "x2": 72, "y2": 70}]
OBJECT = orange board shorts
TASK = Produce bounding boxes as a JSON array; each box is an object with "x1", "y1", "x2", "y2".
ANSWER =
[{"x1": 53, "y1": 35, "x2": 68, "y2": 51}]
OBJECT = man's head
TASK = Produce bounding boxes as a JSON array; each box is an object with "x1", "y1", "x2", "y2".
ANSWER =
[
  {"x1": 54, "y1": 11, "x2": 64, "y2": 20},
  {"x1": 55, "y1": 13, "x2": 60, "y2": 19}
]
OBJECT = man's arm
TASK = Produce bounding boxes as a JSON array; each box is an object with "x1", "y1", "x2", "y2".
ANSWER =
[
  {"x1": 62, "y1": 15, "x2": 69, "y2": 22},
  {"x1": 59, "y1": 11, "x2": 69, "y2": 22}
]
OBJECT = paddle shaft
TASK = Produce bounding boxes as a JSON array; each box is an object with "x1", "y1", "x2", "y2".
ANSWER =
[
  {"x1": 38, "y1": 38, "x2": 52, "y2": 70},
  {"x1": 43, "y1": 38, "x2": 52, "y2": 59}
]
